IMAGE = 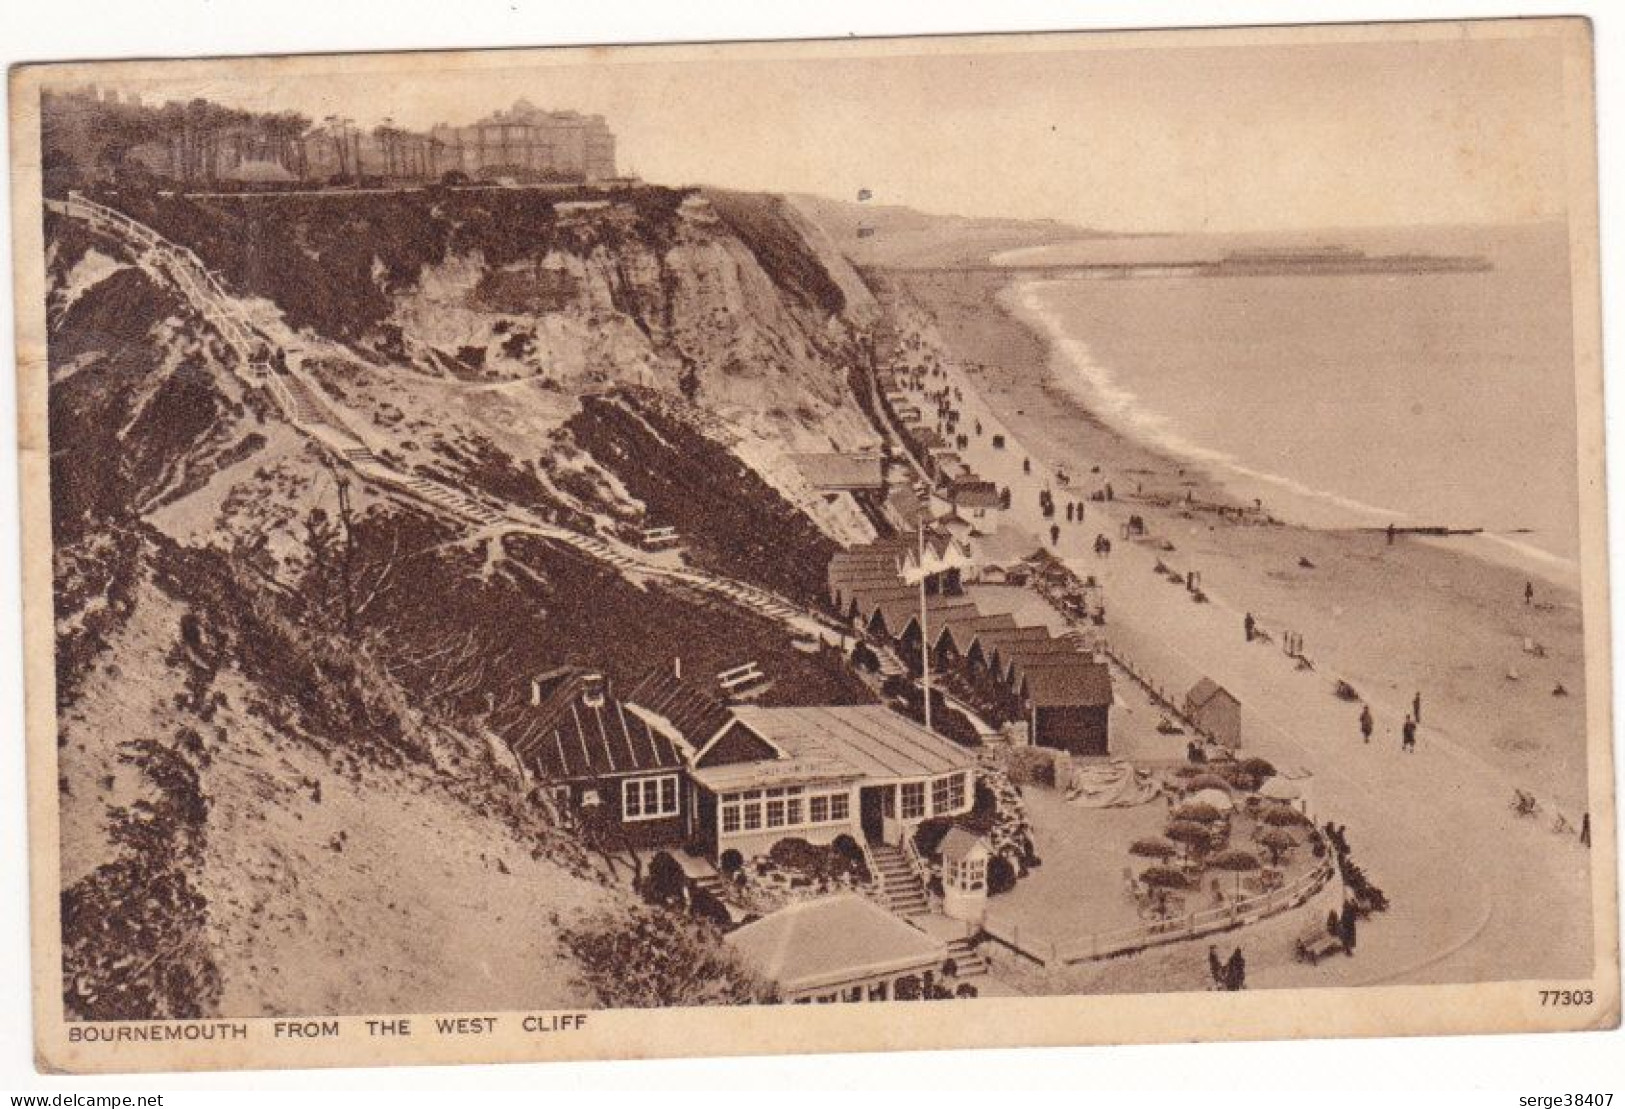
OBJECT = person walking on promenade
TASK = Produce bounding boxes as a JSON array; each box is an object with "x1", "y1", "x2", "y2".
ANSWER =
[
  {"x1": 1525, "y1": 580, "x2": 1535, "y2": 605},
  {"x1": 1412, "y1": 690, "x2": 1422, "y2": 724},
  {"x1": 1359, "y1": 704, "x2": 1373, "y2": 744},
  {"x1": 1402, "y1": 715, "x2": 1417, "y2": 753},
  {"x1": 1208, "y1": 944, "x2": 1224, "y2": 989},
  {"x1": 1050, "y1": 523, "x2": 1060, "y2": 547},
  {"x1": 1386, "y1": 522, "x2": 1396, "y2": 546},
  {"x1": 1581, "y1": 812, "x2": 1591, "y2": 848},
  {"x1": 1243, "y1": 612, "x2": 1256, "y2": 643}
]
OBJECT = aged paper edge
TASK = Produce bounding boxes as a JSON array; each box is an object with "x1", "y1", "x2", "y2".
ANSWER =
[{"x1": 8, "y1": 16, "x2": 1618, "y2": 1075}]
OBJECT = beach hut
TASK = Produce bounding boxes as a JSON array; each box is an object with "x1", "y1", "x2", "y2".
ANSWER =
[{"x1": 1185, "y1": 678, "x2": 1243, "y2": 749}]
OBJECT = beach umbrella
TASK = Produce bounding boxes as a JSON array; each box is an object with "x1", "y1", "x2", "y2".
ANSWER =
[
  {"x1": 1259, "y1": 777, "x2": 1302, "y2": 802},
  {"x1": 1138, "y1": 866, "x2": 1189, "y2": 890},
  {"x1": 1172, "y1": 801, "x2": 1222, "y2": 824},
  {"x1": 1239, "y1": 757, "x2": 1277, "y2": 780},
  {"x1": 1191, "y1": 788, "x2": 1235, "y2": 814},
  {"x1": 1262, "y1": 806, "x2": 1308, "y2": 828},
  {"x1": 1210, "y1": 848, "x2": 1261, "y2": 897},
  {"x1": 1259, "y1": 828, "x2": 1297, "y2": 866},
  {"x1": 1165, "y1": 820, "x2": 1211, "y2": 859},
  {"x1": 1130, "y1": 838, "x2": 1178, "y2": 861}
]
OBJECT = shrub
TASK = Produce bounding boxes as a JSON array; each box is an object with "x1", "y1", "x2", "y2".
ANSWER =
[
  {"x1": 987, "y1": 854, "x2": 1018, "y2": 896},
  {"x1": 719, "y1": 849, "x2": 743, "y2": 874},
  {"x1": 688, "y1": 883, "x2": 733, "y2": 928},
  {"x1": 644, "y1": 851, "x2": 688, "y2": 907},
  {"x1": 558, "y1": 905, "x2": 773, "y2": 1007},
  {"x1": 955, "y1": 983, "x2": 978, "y2": 999}
]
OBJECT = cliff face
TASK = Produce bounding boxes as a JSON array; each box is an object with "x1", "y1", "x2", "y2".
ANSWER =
[
  {"x1": 114, "y1": 185, "x2": 882, "y2": 453},
  {"x1": 43, "y1": 186, "x2": 886, "y2": 1020}
]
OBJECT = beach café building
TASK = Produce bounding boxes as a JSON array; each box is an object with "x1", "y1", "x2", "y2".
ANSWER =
[
  {"x1": 728, "y1": 893, "x2": 949, "y2": 1003},
  {"x1": 684, "y1": 704, "x2": 978, "y2": 861}
]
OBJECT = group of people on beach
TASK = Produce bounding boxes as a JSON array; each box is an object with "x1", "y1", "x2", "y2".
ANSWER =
[{"x1": 1357, "y1": 690, "x2": 1423, "y2": 752}]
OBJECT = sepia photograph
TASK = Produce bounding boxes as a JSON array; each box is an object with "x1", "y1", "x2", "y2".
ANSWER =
[{"x1": 7, "y1": 13, "x2": 1617, "y2": 1076}]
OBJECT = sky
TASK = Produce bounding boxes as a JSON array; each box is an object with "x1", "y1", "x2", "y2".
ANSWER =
[{"x1": 98, "y1": 26, "x2": 1575, "y2": 233}]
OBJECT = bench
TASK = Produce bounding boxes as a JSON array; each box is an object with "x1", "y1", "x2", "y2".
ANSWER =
[{"x1": 1295, "y1": 927, "x2": 1345, "y2": 966}]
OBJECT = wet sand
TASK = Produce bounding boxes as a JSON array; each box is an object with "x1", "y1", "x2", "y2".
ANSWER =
[{"x1": 873, "y1": 266, "x2": 1596, "y2": 989}]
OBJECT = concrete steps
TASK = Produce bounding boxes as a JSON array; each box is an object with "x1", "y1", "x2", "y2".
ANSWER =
[
  {"x1": 869, "y1": 843, "x2": 930, "y2": 918},
  {"x1": 945, "y1": 936, "x2": 989, "y2": 978}
]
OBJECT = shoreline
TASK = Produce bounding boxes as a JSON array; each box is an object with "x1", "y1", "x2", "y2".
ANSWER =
[
  {"x1": 870, "y1": 259, "x2": 1595, "y2": 989},
  {"x1": 876, "y1": 264, "x2": 1590, "y2": 814},
  {"x1": 997, "y1": 267, "x2": 1581, "y2": 591}
]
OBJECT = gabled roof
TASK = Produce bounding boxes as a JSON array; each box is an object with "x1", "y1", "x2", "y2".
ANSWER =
[
  {"x1": 966, "y1": 625, "x2": 1053, "y2": 663},
  {"x1": 895, "y1": 601, "x2": 980, "y2": 641},
  {"x1": 1187, "y1": 677, "x2": 1239, "y2": 710},
  {"x1": 727, "y1": 894, "x2": 947, "y2": 993},
  {"x1": 624, "y1": 667, "x2": 733, "y2": 749},
  {"x1": 1023, "y1": 660, "x2": 1114, "y2": 709},
  {"x1": 932, "y1": 612, "x2": 1018, "y2": 652},
  {"x1": 870, "y1": 595, "x2": 975, "y2": 639},
  {"x1": 497, "y1": 669, "x2": 686, "y2": 782},
  {"x1": 1000, "y1": 640, "x2": 1089, "y2": 686}
]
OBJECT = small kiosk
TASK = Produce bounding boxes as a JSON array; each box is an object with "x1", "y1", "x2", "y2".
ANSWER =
[{"x1": 940, "y1": 828, "x2": 992, "y2": 926}]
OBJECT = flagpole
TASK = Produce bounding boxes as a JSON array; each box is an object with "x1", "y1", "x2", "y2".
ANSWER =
[{"x1": 919, "y1": 511, "x2": 932, "y2": 734}]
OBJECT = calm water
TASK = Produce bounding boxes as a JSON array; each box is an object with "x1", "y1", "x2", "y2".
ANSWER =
[{"x1": 999, "y1": 224, "x2": 1580, "y2": 576}]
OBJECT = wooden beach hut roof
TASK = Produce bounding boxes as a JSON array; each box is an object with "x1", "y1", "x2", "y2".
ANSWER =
[{"x1": 1022, "y1": 659, "x2": 1115, "y2": 709}]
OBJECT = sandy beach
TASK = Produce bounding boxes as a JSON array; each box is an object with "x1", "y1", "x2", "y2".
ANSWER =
[{"x1": 872, "y1": 264, "x2": 1598, "y2": 990}]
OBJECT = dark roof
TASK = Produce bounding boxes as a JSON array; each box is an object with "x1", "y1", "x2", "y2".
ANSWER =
[
  {"x1": 968, "y1": 626, "x2": 1054, "y2": 660},
  {"x1": 624, "y1": 667, "x2": 733, "y2": 748},
  {"x1": 498, "y1": 670, "x2": 685, "y2": 782},
  {"x1": 1001, "y1": 641, "x2": 1089, "y2": 685},
  {"x1": 952, "y1": 484, "x2": 1004, "y2": 510},
  {"x1": 933, "y1": 612, "x2": 1018, "y2": 651},
  {"x1": 1023, "y1": 660, "x2": 1114, "y2": 708},
  {"x1": 1187, "y1": 678, "x2": 1239, "y2": 710}
]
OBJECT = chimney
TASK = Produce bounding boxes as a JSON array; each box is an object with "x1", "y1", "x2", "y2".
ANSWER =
[
  {"x1": 530, "y1": 678, "x2": 542, "y2": 706},
  {"x1": 580, "y1": 673, "x2": 606, "y2": 709},
  {"x1": 673, "y1": 656, "x2": 682, "y2": 681}
]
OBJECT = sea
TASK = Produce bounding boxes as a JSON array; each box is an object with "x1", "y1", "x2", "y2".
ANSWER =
[{"x1": 996, "y1": 223, "x2": 1581, "y2": 584}]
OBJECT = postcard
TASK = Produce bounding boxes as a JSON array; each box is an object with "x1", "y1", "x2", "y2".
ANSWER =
[{"x1": 9, "y1": 17, "x2": 1616, "y2": 1073}]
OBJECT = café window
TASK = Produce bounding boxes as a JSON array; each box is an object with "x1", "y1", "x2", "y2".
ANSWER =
[
  {"x1": 900, "y1": 781, "x2": 926, "y2": 821},
  {"x1": 932, "y1": 772, "x2": 967, "y2": 816},
  {"x1": 623, "y1": 775, "x2": 679, "y2": 821}
]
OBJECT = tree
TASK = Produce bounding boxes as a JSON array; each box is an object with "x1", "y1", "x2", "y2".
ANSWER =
[
  {"x1": 1209, "y1": 848, "x2": 1261, "y2": 899},
  {"x1": 1129, "y1": 838, "x2": 1178, "y2": 862},
  {"x1": 1259, "y1": 828, "x2": 1297, "y2": 866},
  {"x1": 1165, "y1": 820, "x2": 1211, "y2": 861}
]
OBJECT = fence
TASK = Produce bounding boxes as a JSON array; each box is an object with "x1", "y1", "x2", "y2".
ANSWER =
[{"x1": 983, "y1": 855, "x2": 1336, "y2": 968}]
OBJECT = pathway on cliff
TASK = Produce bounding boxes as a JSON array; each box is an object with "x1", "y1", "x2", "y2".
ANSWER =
[{"x1": 48, "y1": 194, "x2": 845, "y2": 645}]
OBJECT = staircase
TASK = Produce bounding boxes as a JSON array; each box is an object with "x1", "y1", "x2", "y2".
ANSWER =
[
  {"x1": 869, "y1": 842, "x2": 929, "y2": 918},
  {"x1": 945, "y1": 935, "x2": 989, "y2": 978}
]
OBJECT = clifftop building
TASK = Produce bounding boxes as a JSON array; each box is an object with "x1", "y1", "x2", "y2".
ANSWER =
[{"x1": 430, "y1": 99, "x2": 617, "y2": 183}]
